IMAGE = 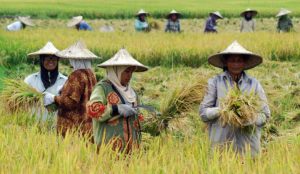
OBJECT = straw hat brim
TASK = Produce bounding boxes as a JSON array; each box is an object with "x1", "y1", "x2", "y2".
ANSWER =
[
  {"x1": 135, "y1": 13, "x2": 149, "y2": 17},
  {"x1": 240, "y1": 10, "x2": 258, "y2": 17},
  {"x1": 98, "y1": 64, "x2": 148, "y2": 72},
  {"x1": 28, "y1": 52, "x2": 59, "y2": 58},
  {"x1": 167, "y1": 13, "x2": 182, "y2": 18},
  {"x1": 208, "y1": 53, "x2": 262, "y2": 70},
  {"x1": 67, "y1": 17, "x2": 83, "y2": 27},
  {"x1": 18, "y1": 17, "x2": 35, "y2": 26},
  {"x1": 276, "y1": 11, "x2": 291, "y2": 17},
  {"x1": 210, "y1": 13, "x2": 223, "y2": 19}
]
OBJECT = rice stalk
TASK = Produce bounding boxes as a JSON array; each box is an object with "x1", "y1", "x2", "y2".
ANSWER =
[
  {"x1": 220, "y1": 84, "x2": 261, "y2": 128},
  {"x1": 0, "y1": 78, "x2": 44, "y2": 113},
  {"x1": 141, "y1": 75, "x2": 206, "y2": 135}
]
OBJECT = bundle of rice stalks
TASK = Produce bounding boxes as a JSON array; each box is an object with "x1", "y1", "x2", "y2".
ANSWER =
[
  {"x1": 220, "y1": 85, "x2": 261, "y2": 128},
  {"x1": 141, "y1": 76, "x2": 206, "y2": 135},
  {"x1": 0, "y1": 78, "x2": 43, "y2": 113},
  {"x1": 148, "y1": 18, "x2": 160, "y2": 30}
]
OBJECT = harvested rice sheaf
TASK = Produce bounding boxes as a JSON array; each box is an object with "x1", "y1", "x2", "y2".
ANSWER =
[
  {"x1": 142, "y1": 76, "x2": 207, "y2": 135},
  {"x1": 0, "y1": 78, "x2": 43, "y2": 113},
  {"x1": 220, "y1": 84, "x2": 261, "y2": 128}
]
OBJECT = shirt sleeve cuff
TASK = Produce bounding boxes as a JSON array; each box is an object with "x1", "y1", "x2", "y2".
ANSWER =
[{"x1": 111, "y1": 105, "x2": 119, "y2": 116}]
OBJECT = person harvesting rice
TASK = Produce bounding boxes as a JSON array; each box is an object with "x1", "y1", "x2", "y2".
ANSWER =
[
  {"x1": 67, "y1": 16, "x2": 92, "y2": 31},
  {"x1": 25, "y1": 41, "x2": 67, "y2": 122},
  {"x1": 240, "y1": 8, "x2": 258, "y2": 33},
  {"x1": 135, "y1": 9, "x2": 150, "y2": 32},
  {"x1": 6, "y1": 16, "x2": 35, "y2": 31},
  {"x1": 204, "y1": 11, "x2": 223, "y2": 33},
  {"x1": 165, "y1": 10, "x2": 181, "y2": 33},
  {"x1": 86, "y1": 48, "x2": 148, "y2": 153},
  {"x1": 276, "y1": 8, "x2": 293, "y2": 33},
  {"x1": 43, "y1": 41, "x2": 99, "y2": 139},
  {"x1": 199, "y1": 41, "x2": 270, "y2": 156}
]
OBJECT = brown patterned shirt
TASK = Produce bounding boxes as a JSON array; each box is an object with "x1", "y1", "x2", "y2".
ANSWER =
[{"x1": 55, "y1": 69, "x2": 97, "y2": 138}]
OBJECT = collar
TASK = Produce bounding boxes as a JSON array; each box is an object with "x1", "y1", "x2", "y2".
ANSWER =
[{"x1": 221, "y1": 71, "x2": 250, "y2": 85}]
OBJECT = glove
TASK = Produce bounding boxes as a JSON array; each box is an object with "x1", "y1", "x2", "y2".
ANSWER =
[
  {"x1": 206, "y1": 107, "x2": 220, "y2": 120},
  {"x1": 43, "y1": 92, "x2": 55, "y2": 106},
  {"x1": 255, "y1": 113, "x2": 267, "y2": 127},
  {"x1": 117, "y1": 104, "x2": 137, "y2": 118}
]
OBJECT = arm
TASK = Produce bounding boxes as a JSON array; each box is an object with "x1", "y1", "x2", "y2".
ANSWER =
[
  {"x1": 86, "y1": 84, "x2": 118, "y2": 123},
  {"x1": 255, "y1": 82, "x2": 271, "y2": 127},
  {"x1": 54, "y1": 72, "x2": 83, "y2": 110},
  {"x1": 199, "y1": 78, "x2": 220, "y2": 123}
]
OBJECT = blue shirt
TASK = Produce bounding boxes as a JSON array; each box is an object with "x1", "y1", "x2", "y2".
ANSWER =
[
  {"x1": 199, "y1": 71, "x2": 270, "y2": 156},
  {"x1": 79, "y1": 21, "x2": 92, "y2": 31},
  {"x1": 204, "y1": 16, "x2": 217, "y2": 33},
  {"x1": 135, "y1": 19, "x2": 149, "y2": 31}
]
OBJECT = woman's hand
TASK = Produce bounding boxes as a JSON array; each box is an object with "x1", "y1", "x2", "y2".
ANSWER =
[
  {"x1": 43, "y1": 92, "x2": 55, "y2": 106},
  {"x1": 117, "y1": 104, "x2": 137, "y2": 118}
]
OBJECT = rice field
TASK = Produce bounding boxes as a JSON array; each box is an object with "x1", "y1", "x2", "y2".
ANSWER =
[
  {"x1": 0, "y1": 0, "x2": 300, "y2": 18},
  {"x1": 1, "y1": 1, "x2": 300, "y2": 173}
]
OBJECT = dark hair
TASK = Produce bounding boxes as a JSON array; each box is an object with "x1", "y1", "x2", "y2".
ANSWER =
[{"x1": 40, "y1": 55, "x2": 59, "y2": 89}]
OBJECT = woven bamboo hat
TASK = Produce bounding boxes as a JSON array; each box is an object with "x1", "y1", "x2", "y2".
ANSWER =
[
  {"x1": 18, "y1": 16, "x2": 35, "y2": 26},
  {"x1": 167, "y1": 10, "x2": 181, "y2": 18},
  {"x1": 240, "y1": 8, "x2": 258, "y2": 17},
  {"x1": 67, "y1": 16, "x2": 83, "y2": 27},
  {"x1": 98, "y1": 48, "x2": 148, "y2": 72},
  {"x1": 136, "y1": 9, "x2": 149, "y2": 17},
  {"x1": 27, "y1": 41, "x2": 59, "y2": 58},
  {"x1": 208, "y1": 41, "x2": 262, "y2": 70},
  {"x1": 276, "y1": 8, "x2": 291, "y2": 17},
  {"x1": 210, "y1": 11, "x2": 223, "y2": 19},
  {"x1": 55, "y1": 41, "x2": 99, "y2": 60}
]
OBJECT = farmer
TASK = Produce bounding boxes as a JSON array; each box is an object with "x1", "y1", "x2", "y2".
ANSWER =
[
  {"x1": 25, "y1": 41, "x2": 67, "y2": 122},
  {"x1": 6, "y1": 16, "x2": 35, "y2": 31},
  {"x1": 86, "y1": 48, "x2": 148, "y2": 153},
  {"x1": 276, "y1": 9, "x2": 293, "y2": 33},
  {"x1": 165, "y1": 10, "x2": 181, "y2": 33},
  {"x1": 204, "y1": 11, "x2": 223, "y2": 33},
  {"x1": 135, "y1": 9, "x2": 150, "y2": 32},
  {"x1": 43, "y1": 41, "x2": 98, "y2": 138},
  {"x1": 67, "y1": 16, "x2": 92, "y2": 31},
  {"x1": 199, "y1": 41, "x2": 270, "y2": 156},
  {"x1": 240, "y1": 9, "x2": 258, "y2": 32}
]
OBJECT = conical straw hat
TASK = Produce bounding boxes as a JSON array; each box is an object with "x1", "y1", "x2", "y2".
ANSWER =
[
  {"x1": 67, "y1": 16, "x2": 83, "y2": 27},
  {"x1": 136, "y1": 9, "x2": 149, "y2": 17},
  {"x1": 208, "y1": 41, "x2": 262, "y2": 70},
  {"x1": 55, "y1": 41, "x2": 99, "y2": 60},
  {"x1": 28, "y1": 41, "x2": 59, "y2": 58},
  {"x1": 240, "y1": 8, "x2": 258, "y2": 17},
  {"x1": 210, "y1": 11, "x2": 223, "y2": 19},
  {"x1": 98, "y1": 48, "x2": 148, "y2": 72},
  {"x1": 18, "y1": 16, "x2": 35, "y2": 26},
  {"x1": 276, "y1": 8, "x2": 291, "y2": 17},
  {"x1": 167, "y1": 9, "x2": 182, "y2": 18}
]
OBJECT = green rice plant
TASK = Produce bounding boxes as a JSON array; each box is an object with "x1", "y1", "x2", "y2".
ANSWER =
[
  {"x1": 0, "y1": 78, "x2": 43, "y2": 113},
  {"x1": 220, "y1": 84, "x2": 261, "y2": 128}
]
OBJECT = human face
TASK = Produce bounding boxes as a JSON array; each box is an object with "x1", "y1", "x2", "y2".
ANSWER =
[
  {"x1": 225, "y1": 55, "x2": 246, "y2": 76},
  {"x1": 139, "y1": 14, "x2": 146, "y2": 21},
  {"x1": 43, "y1": 55, "x2": 58, "y2": 71},
  {"x1": 171, "y1": 14, "x2": 178, "y2": 21},
  {"x1": 120, "y1": 67, "x2": 136, "y2": 86}
]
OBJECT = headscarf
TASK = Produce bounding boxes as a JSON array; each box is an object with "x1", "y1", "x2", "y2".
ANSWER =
[
  {"x1": 40, "y1": 56, "x2": 59, "y2": 89},
  {"x1": 69, "y1": 59, "x2": 92, "y2": 71},
  {"x1": 106, "y1": 66, "x2": 137, "y2": 104}
]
